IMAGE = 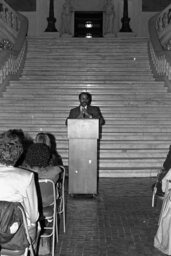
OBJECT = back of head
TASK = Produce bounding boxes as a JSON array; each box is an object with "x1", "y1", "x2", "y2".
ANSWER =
[
  {"x1": 25, "y1": 143, "x2": 51, "y2": 168},
  {"x1": 0, "y1": 131, "x2": 23, "y2": 166},
  {"x1": 35, "y1": 133, "x2": 51, "y2": 148}
]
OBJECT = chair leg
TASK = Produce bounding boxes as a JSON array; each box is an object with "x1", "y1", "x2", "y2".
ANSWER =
[
  {"x1": 62, "y1": 196, "x2": 66, "y2": 233},
  {"x1": 56, "y1": 212, "x2": 59, "y2": 243},
  {"x1": 51, "y1": 216, "x2": 56, "y2": 256}
]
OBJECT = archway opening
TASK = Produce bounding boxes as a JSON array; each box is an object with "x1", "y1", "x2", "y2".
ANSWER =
[{"x1": 74, "y1": 11, "x2": 103, "y2": 38}]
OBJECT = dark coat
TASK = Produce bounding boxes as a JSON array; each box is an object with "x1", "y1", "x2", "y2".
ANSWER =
[{"x1": 66, "y1": 105, "x2": 105, "y2": 126}]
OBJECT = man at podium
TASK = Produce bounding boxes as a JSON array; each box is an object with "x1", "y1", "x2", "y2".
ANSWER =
[
  {"x1": 66, "y1": 92, "x2": 104, "y2": 195},
  {"x1": 66, "y1": 92, "x2": 105, "y2": 126}
]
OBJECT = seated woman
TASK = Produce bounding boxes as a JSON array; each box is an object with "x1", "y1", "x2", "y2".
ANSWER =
[
  {"x1": 5, "y1": 129, "x2": 33, "y2": 166},
  {"x1": 24, "y1": 142, "x2": 62, "y2": 184},
  {"x1": 35, "y1": 132, "x2": 63, "y2": 166},
  {"x1": 0, "y1": 130, "x2": 39, "y2": 245}
]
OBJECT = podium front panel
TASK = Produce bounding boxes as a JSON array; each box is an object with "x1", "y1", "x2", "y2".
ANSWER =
[
  {"x1": 68, "y1": 119, "x2": 99, "y2": 139},
  {"x1": 69, "y1": 138, "x2": 97, "y2": 194}
]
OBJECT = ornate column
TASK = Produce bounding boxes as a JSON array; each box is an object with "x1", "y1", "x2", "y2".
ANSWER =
[
  {"x1": 45, "y1": 0, "x2": 58, "y2": 32},
  {"x1": 120, "y1": 0, "x2": 132, "y2": 32}
]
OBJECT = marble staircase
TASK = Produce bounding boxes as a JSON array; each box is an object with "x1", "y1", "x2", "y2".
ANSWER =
[{"x1": 0, "y1": 36, "x2": 171, "y2": 177}]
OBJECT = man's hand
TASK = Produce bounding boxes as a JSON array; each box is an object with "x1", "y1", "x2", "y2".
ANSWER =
[{"x1": 82, "y1": 108, "x2": 92, "y2": 118}]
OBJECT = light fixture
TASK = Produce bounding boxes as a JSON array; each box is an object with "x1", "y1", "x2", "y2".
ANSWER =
[
  {"x1": 85, "y1": 21, "x2": 93, "y2": 28},
  {"x1": 85, "y1": 33, "x2": 92, "y2": 38}
]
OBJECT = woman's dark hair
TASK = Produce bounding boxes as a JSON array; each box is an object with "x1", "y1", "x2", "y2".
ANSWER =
[{"x1": 25, "y1": 143, "x2": 51, "y2": 168}]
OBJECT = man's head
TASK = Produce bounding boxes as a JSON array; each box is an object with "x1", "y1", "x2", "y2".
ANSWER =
[
  {"x1": 79, "y1": 92, "x2": 92, "y2": 107},
  {"x1": 0, "y1": 131, "x2": 23, "y2": 166}
]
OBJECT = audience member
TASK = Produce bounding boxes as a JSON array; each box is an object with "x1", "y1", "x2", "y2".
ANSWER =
[
  {"x1": 24, "y1": 142, "x2": 63, "y2": 255},
  {"x1": 24, "y1": 142, "x2": 61, "y2": 184},
  {"x1": 4, "y1": 129, "x2": 33, "y2": 166},
  {"x1": 35, "y1": 132, "x2": 63, "y2": 166},
  {"x1": 0, "y1": 131, "x2": 39, "y2": 243}
]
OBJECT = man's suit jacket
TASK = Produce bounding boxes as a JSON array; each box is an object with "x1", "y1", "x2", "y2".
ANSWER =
[{"x1": 66, "y1": 105, "x2": 105, "y2": 126}]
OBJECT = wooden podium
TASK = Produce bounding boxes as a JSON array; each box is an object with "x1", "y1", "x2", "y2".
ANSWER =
[{"x1": 67, "y1": 119, "x2": 99, "y2": 195}]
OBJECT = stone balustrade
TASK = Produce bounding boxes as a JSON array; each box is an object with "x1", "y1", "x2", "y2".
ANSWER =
[
  {"x1": 0, "y1": 40, "x2": 26, "y2": 84},
  {"x1": 149, "y1": 42, "x2": 171, "y2": 80},
  {"x1": 0, "y1": 0, "x2": 20, "y2": 34},
  {"x1": 148, "y1": 6, "x2": 171, "y2": 90},
  {"x1": 0, "y1": 0, "x2": 28, "y2": 92}
]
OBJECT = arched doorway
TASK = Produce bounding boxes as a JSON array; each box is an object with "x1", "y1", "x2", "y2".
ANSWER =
[{"x1": 74, "y1": 11, "x2": 103, "y2": 37}]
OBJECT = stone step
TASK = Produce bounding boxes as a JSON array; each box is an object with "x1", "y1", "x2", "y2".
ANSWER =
[
  {"x1": 10, "y1": 79, "x2": 161, "y2": 85},
  {"x1": 27, "y1": 54, "x2": 149, "y2": 60},
  {"x1": 6, "y1": 88, "x2": 167, "y2": 94},
  {"x1": 0, "y1": 120, "x2": 171, "y2": 132},
  {"x1": 23, "y1": 67, "x2": 151, "y2": 72},
  {"x1": 0, "y1": 124, "x2": 171, "y2": 140},
  {"x1": 0, "y1": 114, "x2": 171, "y2": 123},
  {"x1": 21, "y1": 72, "x2": 153, "y2": 78},
  {"x1": 3, "y1": 93, "x2": 170, "y2": 101},
  {"x1": 24, "y1": 62, "x2": 150, "y2": 67},
  {"x1": 0, "y1": 106, "x2": 171, "y2": 113},
  {"x1": 20, "y1": 73, "x2": 154, "y2": 79},
  {"x1": 99, "y1": 158, "x2": 163, "y2": 168},
  {"x1": 1, "y1": 100, "x2": 170, "y2": 107},
  {"x1": 27, "y1": 48, "x2": 149, "y2": 52},
  {"x1": 99, "y1": 168, "x2": 158, "y2": 177},
  {"x1": 60, "y1": 149, "x2": 168, "y2": 159},
  {"x1": 9, "y1": 83, "x2": 165, "y2": 90},
  {"x1": 25, "y1": 56, "x2": 149, "y2": 61},
  {"x1": 28, "y1": 40, "x2": 148, "y2": 46},
  {"x1": 27, "y1": 43, "x2": 148, "y2": 48}
]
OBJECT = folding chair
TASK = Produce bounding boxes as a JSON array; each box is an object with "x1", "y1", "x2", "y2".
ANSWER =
[
  {"x1": 57, "y1": 165, "x2": 66, "y2": 233},
  {"x1": 0, "y1": 203, "x2": 35, "y2": 256},
  {"x1": 38, "y1": 179, "x2": 58, "y2": 256}
]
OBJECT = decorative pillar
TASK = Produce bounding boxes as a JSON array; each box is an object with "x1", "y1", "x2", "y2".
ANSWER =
[
  {"x1": 45, "y1": 0, "x2": 58, "y2": 32},
  {"x1": 120, "y1": 0, "x2": 132, "y2": 32}
]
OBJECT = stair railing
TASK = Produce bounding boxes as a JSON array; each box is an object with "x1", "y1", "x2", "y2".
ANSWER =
[
  {"x1": 148, "y1": 4, "x2": 171, "y2": 89},
  {"x1": 0, "y1": 0, "x2": 28, "y2": 92}
]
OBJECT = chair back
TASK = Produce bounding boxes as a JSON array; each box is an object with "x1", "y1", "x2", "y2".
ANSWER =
[
  {"x1": 38, "y1": 179, "x2": 57, "y2": 256},
  {"x1": 38, "y1": 179, "x2": 56, "y2": 208},
  {"x1": 0, "y1": 201, "x2": 35, "y2": 256}
]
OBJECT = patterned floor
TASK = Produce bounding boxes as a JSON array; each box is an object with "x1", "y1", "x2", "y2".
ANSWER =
[{"x1": 49, "y1": 178, "x2": 165, "y2": 256}]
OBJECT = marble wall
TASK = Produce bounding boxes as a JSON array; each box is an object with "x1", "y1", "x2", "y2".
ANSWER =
[{"x1": 20, "y1": 0, "x2": 158, "y2": 37}]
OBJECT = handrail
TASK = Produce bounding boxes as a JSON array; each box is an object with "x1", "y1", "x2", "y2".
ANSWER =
[
  {"x1": 148, "y1": 4, "x2": 171, "y2": 87},
  {"x1": 0, "y1": 0, "x2": 28, "y2": 92}
]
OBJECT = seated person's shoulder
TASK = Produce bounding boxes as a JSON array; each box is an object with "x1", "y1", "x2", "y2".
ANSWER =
[
  {"x1": 13, "y1": 166, "x2": 33, "y2": 176},
  {"x1": 9, "y1": 167, "x2": 34, "y2": 184},
  {"x1": 35, "y1": 166, "x2": 61, "y2": 183},
  {"x1": 90, "y1": 105, "x2": 100, "y2": 111}
]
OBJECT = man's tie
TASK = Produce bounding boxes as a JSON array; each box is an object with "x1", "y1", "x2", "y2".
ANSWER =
[{"x1": 82, "y1": 107, "x2": 86, "y2": 118}]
